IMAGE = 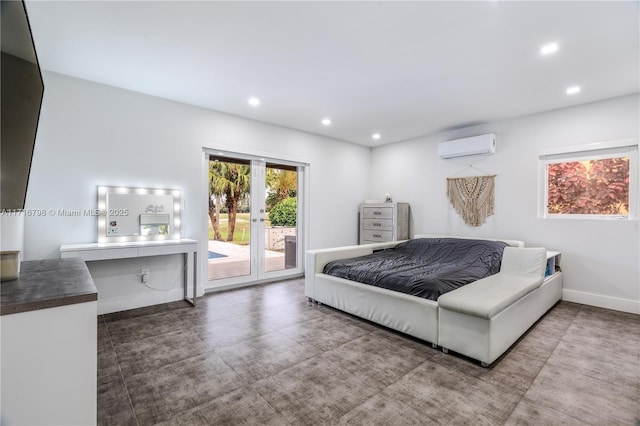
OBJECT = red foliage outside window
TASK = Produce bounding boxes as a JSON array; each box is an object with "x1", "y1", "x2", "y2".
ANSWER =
[{"x1": 547, "y1": 157, "x2": 629, "y2": 215}]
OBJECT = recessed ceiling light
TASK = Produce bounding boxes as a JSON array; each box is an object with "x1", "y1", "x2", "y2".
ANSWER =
[
  {"x1": 566, "y1": 86, "x2": 581, "y2": 95},
  {"x1": 321, "y1": 118, "x2": 331, "y2": 126},
  {"x1": 372, "y1": 133, "x2": 381, "y2": 140},
  {"x1": 248, "y1": 97, "x2": 260, "y2": 107},
  {"x1": 540, "y1": 42, "x2": 559, "y2": 55}
]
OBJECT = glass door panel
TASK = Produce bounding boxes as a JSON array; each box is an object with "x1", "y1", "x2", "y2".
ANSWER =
[
  {"x1": 264, "y1": 163, "x2": 298, "y2": 273},
  {"x1": 207, "y1": 157, "x2": 252, "y2": 281}
]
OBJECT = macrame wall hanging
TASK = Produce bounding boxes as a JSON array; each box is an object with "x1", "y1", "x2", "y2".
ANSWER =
[{"x1": 446, "y1": 174, "x2": 496, "y2": 227}]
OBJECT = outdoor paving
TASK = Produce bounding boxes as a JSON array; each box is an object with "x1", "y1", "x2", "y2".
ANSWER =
[{"x1": 207, "y1": 240, "x2": 286, "y2": 280}]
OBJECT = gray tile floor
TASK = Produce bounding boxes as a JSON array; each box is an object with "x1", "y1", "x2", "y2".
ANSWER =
[{"x1": 98, "y1": 278, "x2": 640, "y2": 425}]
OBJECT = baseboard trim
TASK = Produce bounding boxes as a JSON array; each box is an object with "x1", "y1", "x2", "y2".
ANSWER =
[{"x1": 562, "y1": 289, "x2": 640, "y2": 315}]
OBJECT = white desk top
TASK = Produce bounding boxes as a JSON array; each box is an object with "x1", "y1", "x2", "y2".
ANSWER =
[
  {"x1": 60, "y1": 239, "x2": 198, "y2": 262},
  {"x1": 60, "y1": 239, "x2": 197, "y2": 252}
]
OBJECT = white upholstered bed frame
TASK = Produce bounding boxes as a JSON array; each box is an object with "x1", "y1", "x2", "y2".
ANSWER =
[
  {"x1": 305, "y1": 235, "x2": 524, "y2": 347},
  {"x1": 305, "y1": 234, "x2": 562, "y2": 365}
]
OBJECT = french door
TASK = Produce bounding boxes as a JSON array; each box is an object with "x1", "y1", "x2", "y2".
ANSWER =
[{"x1": 206, "y1": 152, "x2": 304, "y2": 289}]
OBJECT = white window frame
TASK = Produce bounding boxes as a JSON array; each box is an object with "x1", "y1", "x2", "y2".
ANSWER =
[{"x1": 538, "y1": 138, "x2": 638, "y2": 220}]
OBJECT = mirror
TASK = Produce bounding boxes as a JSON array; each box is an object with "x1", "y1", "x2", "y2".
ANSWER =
[{"x1": 97, "y1": 186, "x2": 181, "y2": 243}]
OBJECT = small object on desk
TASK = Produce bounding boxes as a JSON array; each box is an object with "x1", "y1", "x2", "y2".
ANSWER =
[{"x1": 0, "y1": 251, "x2": 20, "y2": 281}]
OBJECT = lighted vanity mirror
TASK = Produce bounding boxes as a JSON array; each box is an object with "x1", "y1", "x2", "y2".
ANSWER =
[{"x1": 97, "y1": 186, "x2": 181, "y2": 243}]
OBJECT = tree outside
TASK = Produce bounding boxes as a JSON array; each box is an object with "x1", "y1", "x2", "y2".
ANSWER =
[
  {"x1": 208, "y1": 161, "x2": 298, "y2": 244},
  {"x1": 547, "y1": 157, "x2": 629, "y2": 215},
  {"x1": 266, "y1": 168, "x2": 297, "y2": 209},
  {"x1": 209, "y1": 160, "x2": 251, "y2": 241}
]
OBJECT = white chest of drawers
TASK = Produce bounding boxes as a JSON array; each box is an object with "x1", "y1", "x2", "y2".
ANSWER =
[{"x1": 359, "y1": 202, "x2": 410, "y2": 244}]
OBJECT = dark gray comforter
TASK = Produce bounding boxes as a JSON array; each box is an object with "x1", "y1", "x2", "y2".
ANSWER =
[{"x1": 322, "y1": 238, "x2": 508, "y2": 301}]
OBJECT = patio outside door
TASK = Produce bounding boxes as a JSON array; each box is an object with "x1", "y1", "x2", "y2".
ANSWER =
[{"x1": 206, "y1": 153, "x2": 303, "y2": 288}]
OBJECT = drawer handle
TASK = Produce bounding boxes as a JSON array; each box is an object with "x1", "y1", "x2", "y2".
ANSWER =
[
  {"x1": 373, "y1": 211, "x2": 382, "y2": 215},
  {"x1": 372, "y1": 234, "x2": 382, "y2": 238},
  {"x1": 372, "y1": 223, "x2": 382, "y2": 227}
]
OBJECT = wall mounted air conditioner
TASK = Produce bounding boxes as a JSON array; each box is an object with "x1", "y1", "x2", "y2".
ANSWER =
[{"x1": 438, "y1": 133, "x2": 497, "y2": 159}]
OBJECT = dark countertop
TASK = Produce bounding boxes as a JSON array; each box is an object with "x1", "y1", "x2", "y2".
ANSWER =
[{"x1": 1, "y1": 258, "x2": 98, "y2": 316}]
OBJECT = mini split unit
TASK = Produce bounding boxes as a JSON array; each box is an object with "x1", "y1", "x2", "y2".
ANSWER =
[{"x1": 438, "y1": 133, "x2": 497, "y2": 159}]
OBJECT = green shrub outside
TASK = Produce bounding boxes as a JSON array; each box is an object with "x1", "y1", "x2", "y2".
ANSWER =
[{"x1": 268, "y1": 197, "x2": 297, "y2": 226}]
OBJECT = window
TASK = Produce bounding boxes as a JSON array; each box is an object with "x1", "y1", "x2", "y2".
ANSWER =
[{"x1": 539, "y1": 139, "x2": 638, "y2": 219}]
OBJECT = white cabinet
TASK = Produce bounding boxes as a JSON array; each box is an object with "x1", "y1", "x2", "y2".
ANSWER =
[
  {"x1": 359, "y1": 202, "x2": 410, "y2": 244},
  {"x1": 0, "y1": 259, "x2": 98, "y2": 426}
]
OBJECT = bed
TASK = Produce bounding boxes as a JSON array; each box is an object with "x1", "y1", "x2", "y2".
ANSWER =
[
  {"x1": 305, "y1": 234, "x2": 563, "y2": 366},
  {"x1": 322, "y1": 237, "x2": 508, "y2": 301}
]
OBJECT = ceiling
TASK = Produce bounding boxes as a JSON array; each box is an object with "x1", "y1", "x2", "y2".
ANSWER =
[{"x1": 25, "y1": 1, "x2": 640, "y2": 147}]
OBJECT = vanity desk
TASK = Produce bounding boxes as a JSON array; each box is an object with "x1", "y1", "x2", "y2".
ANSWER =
[{"x1": 60, "y1": 238, "x2": 198, "y2": 306}]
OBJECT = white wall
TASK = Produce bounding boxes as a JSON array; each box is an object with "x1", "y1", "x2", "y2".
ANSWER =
[
  {"x1": 25, "y1": 72, "x2": 638, "y2": 314},
  {"x1": 370, "y1": 94, "x2": 640, "y2": 314},
  {"x1": 24, "y1": 72, "x2": 370, "y2": 310}
]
